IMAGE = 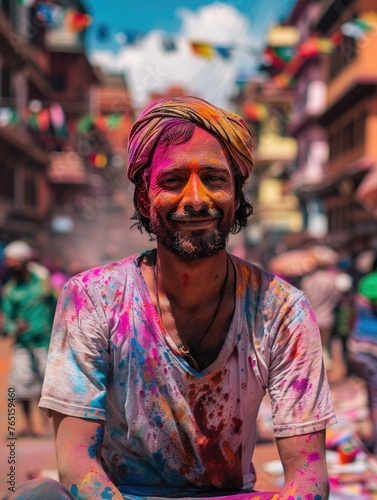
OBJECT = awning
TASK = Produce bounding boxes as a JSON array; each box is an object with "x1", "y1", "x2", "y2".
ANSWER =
[
  {"x1": 269, "y1": 245, "x2": 339, "y2": 277},
  {"x1": 294, "y1": 156, "x2": 376, "y2": 196}
]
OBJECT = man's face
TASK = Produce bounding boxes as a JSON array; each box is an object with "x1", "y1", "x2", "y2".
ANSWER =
[{"x1": 142, "y1": 127, "x2": 238, "y2": 261}]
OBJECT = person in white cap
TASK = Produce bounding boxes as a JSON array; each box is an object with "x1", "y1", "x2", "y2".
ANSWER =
[{"x1": 1, "y1": 240, "x2": 56, "y2": 437}]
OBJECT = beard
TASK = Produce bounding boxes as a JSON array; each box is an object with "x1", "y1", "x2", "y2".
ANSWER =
[{"x1": 150, "y1": 207, "x2": 233, "y2": 262}]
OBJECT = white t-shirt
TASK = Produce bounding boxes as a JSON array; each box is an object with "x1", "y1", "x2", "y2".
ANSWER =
[{"x1": 39, "y1": 251, "x2": 336, "y2": 498}]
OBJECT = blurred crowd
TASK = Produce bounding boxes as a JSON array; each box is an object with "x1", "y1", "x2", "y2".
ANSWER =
[
  {"x1": 269, "y1": 242, "x2": 377, "y2": 455},
  {"x1": 0, "y1": 241, "x2": 71, "y2": 437}
]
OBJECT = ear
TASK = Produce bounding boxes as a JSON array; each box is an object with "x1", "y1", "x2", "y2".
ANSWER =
[{"x1": 136, "y1": 188, "x2": 151, "y2": 218}]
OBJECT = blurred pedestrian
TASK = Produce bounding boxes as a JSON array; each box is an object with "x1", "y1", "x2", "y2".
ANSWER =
[
  {"x1": 300, "y1": 262, "x2": 352, "y2": 369},
  {"x1": 1, "y1": 240, "x2": 56, "y2": 437},
  {"x1": 347, "y1": 263, "x2": 377, "y2": 454}
]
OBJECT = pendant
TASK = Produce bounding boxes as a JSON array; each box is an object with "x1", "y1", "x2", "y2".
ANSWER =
[
  {"x1": 178, "y1": 344, "x2": 201, "y2": 371},
  {"x1": 178, "y1": 344, "x2": 191, "y2": 356}
]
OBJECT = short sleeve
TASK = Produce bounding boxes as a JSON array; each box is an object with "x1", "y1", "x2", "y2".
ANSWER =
[
  {"x1": 39, "y1": 278, "x2": 109, "y2": 421},
  {"x1": 268, "y1": 294, "x2": 337, "y2": 438}
]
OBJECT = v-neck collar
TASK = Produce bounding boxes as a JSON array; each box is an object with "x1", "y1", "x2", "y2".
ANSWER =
[{"x1": 133, "y1": 250, "x2": 244, "y2": 378}]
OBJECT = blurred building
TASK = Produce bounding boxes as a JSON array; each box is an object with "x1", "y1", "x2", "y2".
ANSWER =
[
  {"x1": 0, "y1": 0, "x2": 52, "y2": 248},
  {"x1": 0, "y1": 0, "x2": 143, "y2": 269},
  {"x1": 286, "y1": 0, "x2": 330, "y2": 241},
  {"x1": 312, "y1": 0, "x2": 377, "y2": 251},
  {"x1": 231, "y1": 0, "x2": 377, "y2": 263}
]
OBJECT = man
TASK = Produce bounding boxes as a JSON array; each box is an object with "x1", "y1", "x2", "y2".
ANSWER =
[
  {"x1": 4, "y1": 97, "x2": 336, "y2": 500},
  {"x1": 1, "y1": 240, "x2": 56, "y2": 437}
]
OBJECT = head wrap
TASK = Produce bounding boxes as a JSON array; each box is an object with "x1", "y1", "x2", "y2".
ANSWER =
[
  {"x1": 359, "y1": 272, "x2": 377, "y2": 301},
  {"x1": 127, "y1": 96, "x2": 253, "y2": 182},
  {"x1": 4, "y1": 240, "x2": 33, "y2": 262}
]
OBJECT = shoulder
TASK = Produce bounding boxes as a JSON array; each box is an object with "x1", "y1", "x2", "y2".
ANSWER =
[
  {"x1": 68, "y1": 253, "x2": 143, "y2": 290},
  {"x1": 230, "y1": 254, "x2": 305, "y2": 305}
]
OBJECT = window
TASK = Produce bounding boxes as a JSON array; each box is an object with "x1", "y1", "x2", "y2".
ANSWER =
[
  {"x1": 24, "y1": 170, "x2": 38, "y2": 208},
  {"x1": 328, "y1": 112, "x2": 366, "y2": 161},
  {"x1": 0, "y1": 163, "x2": 14, "y2": 199}
]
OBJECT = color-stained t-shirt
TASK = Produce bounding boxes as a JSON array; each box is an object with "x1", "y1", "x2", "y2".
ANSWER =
[{"x1": 39, "y1": 252, "x2": 336, "y2": 498}]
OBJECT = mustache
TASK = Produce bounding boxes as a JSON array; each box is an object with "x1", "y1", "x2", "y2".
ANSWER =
[{"x1": 168, "y1": 207, "x2": 222, "y2": 221}]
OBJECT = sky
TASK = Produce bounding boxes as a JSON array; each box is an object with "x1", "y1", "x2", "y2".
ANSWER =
[{"x1": 81, "y1": 0, "x2": 297, "y2": 112}]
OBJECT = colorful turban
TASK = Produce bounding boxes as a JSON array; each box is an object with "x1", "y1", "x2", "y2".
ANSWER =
[{"x1": 127, "y1": 96, "x2": 254, "y2": 182}]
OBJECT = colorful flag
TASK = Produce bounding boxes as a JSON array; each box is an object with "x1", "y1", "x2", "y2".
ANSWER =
[
  {"x1": 66, "y1": 10, "x2": 92, "y2": 32},
  {"x1": 94, "y1": 115, "x2": 107, "y2": 131},
  {"x1": 190, "y1": 42, "x2": 214, "y2": 59},
  {"x1": 216, "y1": 46, "x2": 232, "y2": 59},
  {"x1": 273, "y1": 72, "x2": 294, "y2": 89},
  {"x1": 106, "y1": 114, "x2": 122, "y2": 129},
  {"x1": 36, "y1": 4, "x2": 55, "y2": 27},
  {"x1": 297, "y1": 37, "x2": 333, "y2": 57},
  {"x1": 341, "y1": 14, "x2": 377, "y2": 39},
  {"x1": 37, "y1": 108, "x2": 50, "y2": 132},
  {"x1": 77, "y1": 114, "x2": 94, "y2": 134},
  {"x1": 27, "y1": 112, "x2": 39, "y2": 131},
  {"x1": 242, "y1": 102, "x2": 268, "y2": 122},
  {"x1": 0, "y1": 108, "x2": 19, "y2": 127}
]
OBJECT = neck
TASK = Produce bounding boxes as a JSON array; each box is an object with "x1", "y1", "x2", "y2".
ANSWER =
[{"x1": 155, "y1": 245, "x2": 228, "y2": 308}]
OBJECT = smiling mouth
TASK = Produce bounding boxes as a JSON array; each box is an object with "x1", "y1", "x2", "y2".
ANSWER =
[{"x1": 174, "y1": 218, "x2": 218, "y2": 229}]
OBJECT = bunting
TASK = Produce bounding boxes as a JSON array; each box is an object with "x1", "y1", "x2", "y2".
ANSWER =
[
  {"x1": 31, "y1": 2, "x2": 91, "y2": 32},
  {"x1": 257, "y1": 11, "x2": 377, "y2": 88},
  {"x1": 0, "y1": 105, "x2": 127, "y2": 137}
]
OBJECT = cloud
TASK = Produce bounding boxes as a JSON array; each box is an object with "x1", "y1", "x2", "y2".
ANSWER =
[{"x1": 89, "y1": 2, "x2": 257, "y2": 113}]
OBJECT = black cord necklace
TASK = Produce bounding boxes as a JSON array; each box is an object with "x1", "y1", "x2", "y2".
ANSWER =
[{"x1": 153, "y1": 256, "x2": 229, "y2": 371}]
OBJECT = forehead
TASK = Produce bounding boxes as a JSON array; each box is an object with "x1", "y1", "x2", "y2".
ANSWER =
[{"x1": 151, "y1": 126, "x2": 231, "y2": 173}]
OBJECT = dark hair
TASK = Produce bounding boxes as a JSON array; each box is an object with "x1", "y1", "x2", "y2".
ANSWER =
[{"x1": 131, "y1": 120, "x2": 253, "y2": 239}]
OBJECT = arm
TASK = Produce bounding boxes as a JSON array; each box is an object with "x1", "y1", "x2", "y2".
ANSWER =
[
  {"x1": 275, "y1": 429, "x2": 329, "y2": 500},
  {"x1": 53, "y1": 411, "x2": 123, "y2": 500}
]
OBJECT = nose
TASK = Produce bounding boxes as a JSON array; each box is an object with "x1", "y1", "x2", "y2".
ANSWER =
[{"x1": 181, "y1": 174, "x2": 210, "y2": 211}]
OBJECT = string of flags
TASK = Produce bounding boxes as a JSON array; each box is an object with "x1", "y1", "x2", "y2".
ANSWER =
[
  {"x1": 18, "y1": 0, "x2": 234, "y2": 60},
  {"x1": 17, "y1": 0, "x2": 92, "y2": 32},
  {"x1": 109, "y1": 28, "x2": 235, "y2": 60},
  {"x1": 259, "y1": 11, "x2": 377, "y2": 88},
  {"x1": 0, "y1": 104, "x2": 128, "y2": 136}
]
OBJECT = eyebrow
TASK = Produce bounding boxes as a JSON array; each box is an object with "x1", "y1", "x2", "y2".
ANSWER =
[{"x1": 156, "y1": 163, "x2": 231, "y2": 180}]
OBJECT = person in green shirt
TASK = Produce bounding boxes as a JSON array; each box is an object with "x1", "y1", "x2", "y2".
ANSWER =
[{"x1": 1, "y1": 240, "x2": 56, "y2": 436}]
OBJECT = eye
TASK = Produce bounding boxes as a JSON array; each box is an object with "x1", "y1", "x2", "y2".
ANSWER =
[
  {"x1": 203, "y1": 174, "x2": 227, "y2": 183},
  {"x1": 160, "y1": 176, "x2": 183, "y2": 188}
]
